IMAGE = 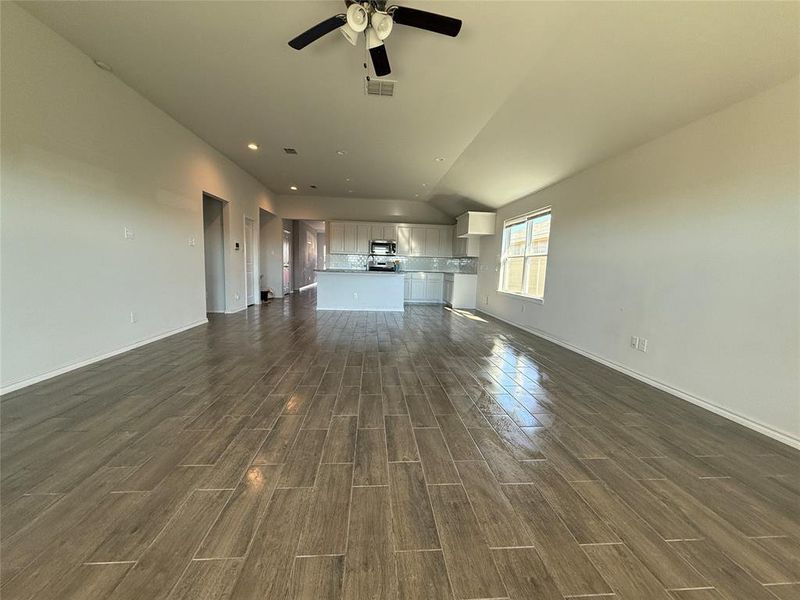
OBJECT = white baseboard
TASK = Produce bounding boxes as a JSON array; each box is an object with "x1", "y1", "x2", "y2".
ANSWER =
[
  {"x1": 0, "y1": 318, "x2": 209, "y2": 395},
  {"x1": 478, "y1": 309, "x2": 800, "y2": 451}
]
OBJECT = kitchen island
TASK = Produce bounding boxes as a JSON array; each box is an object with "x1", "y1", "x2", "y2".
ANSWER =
[{"x1": 315, "y1": 270, "x2": 405, "y2": 311}]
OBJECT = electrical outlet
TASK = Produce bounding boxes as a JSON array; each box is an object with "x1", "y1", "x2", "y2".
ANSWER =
[
  {"x1": 630, "y1": 336, "x2": 639, "y2": 349},
  {"x1": 188, "y1": 236, "x2": 196, "y2": 246},
  {"x1": 130, "y1": 311, "x2": 137, "y2": 323},
  {"x1": 123, "y1": 227, "x2": 135, "y2": 240},
  {"x1": 638, "y1": 338, "x2": 648, "y2": 352},
  {"x1": 235, "y1": 292, "x2": 240, "y2": 301},
  {"x1": 483, "y1": 295, "x2": 489, "y2": 305}
]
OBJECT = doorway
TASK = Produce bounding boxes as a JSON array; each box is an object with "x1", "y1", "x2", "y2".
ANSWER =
[
  {"x1": 244, "y1": 216, "x2": 256, "y2": 306},
  {"x1": 282, "y1": 229, "x2": 292, "y2": 296},
  {"x1": 202, "y1": 194, "x2": 226, "y2": 313}
]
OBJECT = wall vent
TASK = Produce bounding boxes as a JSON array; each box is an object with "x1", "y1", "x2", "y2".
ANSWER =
[
  {"x1": 364, "y1": 78, "x2": 396, "y2": 97},
  {"x1": 283, "y1": 147, "x2": 298, "y2": 154}
]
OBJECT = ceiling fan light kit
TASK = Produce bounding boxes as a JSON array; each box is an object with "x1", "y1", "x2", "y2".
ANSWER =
[
  {"x1": 371, "y1": 11, "x2": 393, "y2": 40},
  {"x1": 288, "y1": 1, "x2": 462, "y2": 77}
]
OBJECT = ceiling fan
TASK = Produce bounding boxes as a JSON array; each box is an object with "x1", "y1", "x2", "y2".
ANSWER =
[{"x1": 288, "y1": 1, "x2": 462, "y2": 77}]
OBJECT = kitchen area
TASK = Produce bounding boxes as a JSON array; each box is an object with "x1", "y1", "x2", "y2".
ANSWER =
[{"x1": 316, "y1": 212, "x2": 495, "y2": 311}]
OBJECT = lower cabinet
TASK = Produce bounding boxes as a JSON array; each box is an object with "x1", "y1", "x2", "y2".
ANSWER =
[
  {"x1": 443, "y1": 276, "x2": 454, "y2": 306},
  {"x1": 404, "y1": 272, "x2": 444, "y2": 303},
  {"x1": 443, "y1": 273, "x2": 477, "y2": 309},
  {"x1": 403, "y1": 272, "x2": 476, "y2": 307}
]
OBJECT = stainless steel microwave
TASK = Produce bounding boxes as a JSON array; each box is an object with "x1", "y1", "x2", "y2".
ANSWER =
[{"x1": 369, "y1": 240, "x2": 397, "y2": 256}]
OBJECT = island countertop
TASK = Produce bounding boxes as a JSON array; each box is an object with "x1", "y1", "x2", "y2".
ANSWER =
[{"x1": 314, "y1": 269, "x2": 404, "y2": 275}]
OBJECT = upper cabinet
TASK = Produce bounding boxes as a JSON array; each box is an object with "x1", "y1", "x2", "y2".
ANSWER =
[
  {"x1": 330, "y1": 221, "x2": 453, "y2": 257},
  {"x1": 329, "y1": 222, "x2": 346, "y2": 254},
  {"x1": 398, "y1": 225, "x2": 452, "y2": 257},
  {"x1": 371, "y1": 223, "x2": 396, "y2": 241},
  {"x1": 452, "y1": 211, "x2": 495, "y2": 257},
  {"x1": 453, "y1": 227, "x2": 481, "y2": 257},
  {"x1": 455, "y1": 211, "x2": 496, "y2": 237}
]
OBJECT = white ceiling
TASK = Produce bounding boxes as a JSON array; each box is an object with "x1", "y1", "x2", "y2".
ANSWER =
[{"x1": 21, "y1": 1, "x2": 799, "y2": 214}]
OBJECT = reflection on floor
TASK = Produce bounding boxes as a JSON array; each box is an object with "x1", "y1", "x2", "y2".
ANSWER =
[{"x1": 1, "y1": 291, "x2": 798, "y2": 600}]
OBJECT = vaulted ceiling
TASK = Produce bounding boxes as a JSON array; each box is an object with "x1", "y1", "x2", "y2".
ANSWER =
[{"x1": 22, "y1": 1, "x2": 799, "y2": 215}]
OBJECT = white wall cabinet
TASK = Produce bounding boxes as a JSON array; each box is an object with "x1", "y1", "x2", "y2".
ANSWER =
[
  {"x1": 452, "y1": 227, "x2": 481, "y2": 257},
  {"x1": 456, "y1": 211, "x2": 495, "y2": 237},
  {"x1": 330, "y1": 221, "x2": 453, "y2": 256},
  {"x1": 329, "y1": 222, "x2": 346, "y2": 253},
  {"x1": 343, "y1": 223, "x2": 357, "y2": 253},
  {"x1": 371, "y1": 224, "x2": 396, "y2": 241},
  {"x1": 397, "y1": 226, "x2": 412, "y2": 256},
  {"x1": 356, "y1": 224, "x2": 371, "y2": 253}
]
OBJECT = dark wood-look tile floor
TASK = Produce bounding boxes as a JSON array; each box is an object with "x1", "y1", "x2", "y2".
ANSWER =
[{"x1": 2, "y1": 291, "x2": 799, "y2": 600}]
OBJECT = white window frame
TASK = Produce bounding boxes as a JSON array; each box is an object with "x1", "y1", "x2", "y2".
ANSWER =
[{"x1": 497, "y1": 206, "x2": 551, "y2": 302}]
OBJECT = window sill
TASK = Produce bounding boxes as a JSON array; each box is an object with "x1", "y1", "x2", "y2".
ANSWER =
[{"x1": 496, "y1": 290, "x2": 544, "y2": 304}]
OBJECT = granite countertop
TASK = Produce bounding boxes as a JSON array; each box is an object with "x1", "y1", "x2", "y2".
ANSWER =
[
  {"x1": 315, "y1": 269, "x2": 403, "y2": 274},
  {"x1": 316, "y1": 269, "x2": 477, "y2": 275}
]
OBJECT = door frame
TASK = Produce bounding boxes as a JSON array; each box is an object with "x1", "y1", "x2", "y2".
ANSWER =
[
  {"x1": 282, "y1": 228, "x2": 292, "y2": 296},
  {"x1": 243, "y1": 215, "x2": 256, "y2": 306},
  {"x1": 202, "y1": 192, "x2": 228, "y2": 314}
]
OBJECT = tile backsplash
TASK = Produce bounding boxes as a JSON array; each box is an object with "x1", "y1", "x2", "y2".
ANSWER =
[{"x1": 326, "y1": 254, "x2": 478, "y2": 274}]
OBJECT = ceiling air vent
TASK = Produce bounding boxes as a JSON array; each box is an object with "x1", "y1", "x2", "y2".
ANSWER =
[
  {"x1": 364, "y1": 78, "x2": 396, "y2": 97},
  {"x1": 283, "y1": 147, "x2": 298, "y2": 154}
]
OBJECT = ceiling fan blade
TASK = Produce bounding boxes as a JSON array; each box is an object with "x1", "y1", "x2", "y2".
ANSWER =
[
  {"x1": 369, "y1": 43, "x2": 391, "y2": 77},
  {"x1": 389, "y1": 6, "x2": 461, "y2": 37},
  {"x1": 288, "y1": 15, "x2": 346, "y2": 50}
]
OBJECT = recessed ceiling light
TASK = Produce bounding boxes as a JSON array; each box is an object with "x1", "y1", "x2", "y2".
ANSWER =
[
  {"x1": 247, "y1": 143, "x2": 259, "y2": 150},
  {"x1": 421, "y1": 183, "x2": 427, "y2": 187},
  {"x1": 93, "y1": 59, "x2": 113, "y2": 72},
  {"x1": 435, "y1": 157, "x2": 445, "y2": 162},
  {"x1": 289, "y1": 185, "x2": 298, "y2": 191},
  {"x1": 336, "y1": 150, "x2": 348, "y2": 156},
  {"x1": 345, "y1": 177, "x2": 351, "y2": 182},
  {"x1": 348, "y1": 190, "x2": 353, "y2": 193}
]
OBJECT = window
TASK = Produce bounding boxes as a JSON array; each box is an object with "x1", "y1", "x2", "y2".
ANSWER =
[{"x1": 499, "y1": 208, "x2": 551, "y2": 300}]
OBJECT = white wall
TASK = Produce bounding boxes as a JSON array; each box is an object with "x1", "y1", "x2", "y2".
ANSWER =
[
  {"x1": 477, "y1": 78, "x2": 800, "y2": 447},
  {"x1": 202, "y1": 195, "x2": 226, "y2": 312},
  {"x1": 277, "y1": 195, "x2": 454, "y2": 225},
  {"x1": 0, "y1": 3, "x2": 280, "y2": 391}
]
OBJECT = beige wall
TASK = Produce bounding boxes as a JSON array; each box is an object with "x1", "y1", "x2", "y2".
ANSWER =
[
  {"x1": 276, "y1": 194, "x2": 454, "y2": 225},
  {"x1": 0, "y1": 3, "x2": 280, "y2": 390},
  {"x1": 477, "y1": 78, "x2": 800, "y2": 447}
]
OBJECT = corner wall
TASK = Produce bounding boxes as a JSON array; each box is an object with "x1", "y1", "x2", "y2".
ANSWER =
[
  {"x1": 0, "y1": 3, "x2": 279, "y2": 391},
  {"x1": 476, "y1": 78, "x2": 800, "y2": 447}
]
